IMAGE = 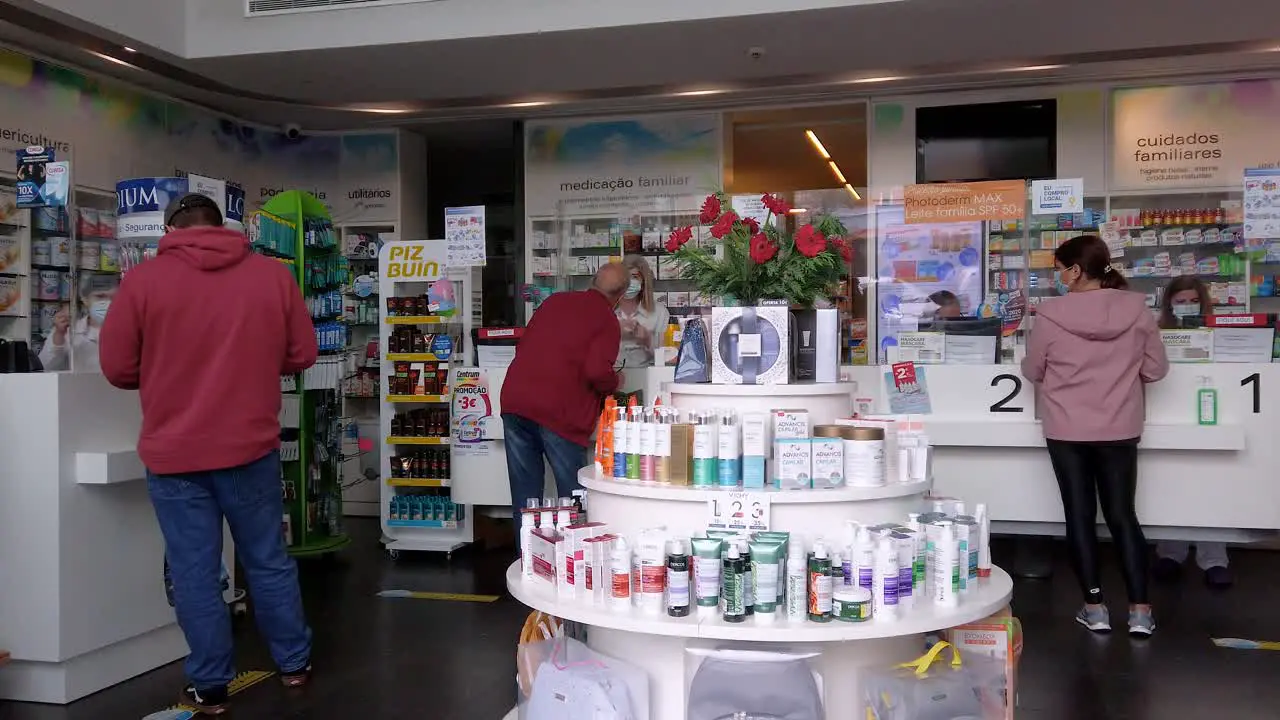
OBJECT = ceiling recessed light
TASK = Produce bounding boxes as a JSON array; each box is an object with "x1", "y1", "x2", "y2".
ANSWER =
[
  {"x1": 506, "y1": 100, "x2": 551, "y2": 108},
  {"x1": 805, "y1": 130, "x2": 831, "y2": 160},
  {"x1": 847, "y1": 75, "x2": 907, "y2": 84},
  {"x1": 88, "y1": 51, "x2": 132, "y2": 68},
  {"x1": 1001, "y1": 64, "x2": 1065, "y2": 72},
  {"x1": 122, "y1": 46, "x2": 136, "y2": 53},
  {"x1": 673, "y1": 89, "x2": 725, "y2": 97},
  {"x1": 349, "y1": 106, "x2": 412, "y2": 114}
]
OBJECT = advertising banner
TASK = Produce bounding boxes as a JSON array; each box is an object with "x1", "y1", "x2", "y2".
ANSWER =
[
  {"x1": 902, "y1": 181, "x2": 1025, "y2": 224},
  {"x1": 524, "y1": 113, "x2": 721, "y2": 217},
  {"x1": 1112, "y1": 81, "x2": 1280, "y2": 190},
  {"x1": 445, "y1": 205, "x2": 486, "y2": 267},
  {"x1": 1030, "y1": 178, "x2": 1083, "y2": 215},
  {"x1": 15, "y1": 145, "x2": 54, "y2": 207},
  {"x1": 115, "y1": 177, "x2": 187, "y2": 239}
]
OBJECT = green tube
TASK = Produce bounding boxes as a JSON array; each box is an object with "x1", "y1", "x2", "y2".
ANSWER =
[
  {"x1": 753, "y1": 533, "x2": 789, "y2": 603},
  {"x1": 747, "y1": 538, "x2": 783, "y2": 615},
  {"x1": 690, "y1": 537, "x2": 724, "y2": 608}
]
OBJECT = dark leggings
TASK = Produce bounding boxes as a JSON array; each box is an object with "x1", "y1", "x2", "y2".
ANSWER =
[{"x1": 1045, "y1": 439, "x2": 1148, "y2": 605}]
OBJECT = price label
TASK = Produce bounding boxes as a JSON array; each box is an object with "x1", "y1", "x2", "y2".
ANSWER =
[
  {"x1": 707, "y1": 492, "x2": 770, "y2": 533},
  {"x1": 891, "y1": 361, "x2": 918, "y2": 391}
]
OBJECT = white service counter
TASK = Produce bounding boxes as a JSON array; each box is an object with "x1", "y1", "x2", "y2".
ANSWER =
[
  {"x1": 0, "y1": 374, "x2": 188, "y2": 703},
  {"x1": 462, "y1": 362, "x2": 1276, "y2": 544}
]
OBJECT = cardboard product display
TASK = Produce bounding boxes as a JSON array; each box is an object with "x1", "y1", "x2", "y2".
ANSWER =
[
  {"x1": 711, "y1": 302, "x2": 790, "y2": 385},
  {"x1": 790, "y1": 308, "x2": 840, "y2": 383}
]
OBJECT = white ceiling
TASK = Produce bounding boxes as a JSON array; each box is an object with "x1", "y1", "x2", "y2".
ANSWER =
[{"x1": 2, "y1": 0, "x2": 1280, "y2": 128}]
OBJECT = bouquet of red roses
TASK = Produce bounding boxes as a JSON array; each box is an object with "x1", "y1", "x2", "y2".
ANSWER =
[{"x1": 665, "y1": 193, "x2": 851, "y2": 307}]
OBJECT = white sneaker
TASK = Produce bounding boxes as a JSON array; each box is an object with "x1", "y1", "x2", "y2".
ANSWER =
[
  {"x1": 1128, "y1": 608, "x2": 1156, "y2": 637},
  {"x1": 1075, "y1": 604, "x2": 1111, "y2": 633}
]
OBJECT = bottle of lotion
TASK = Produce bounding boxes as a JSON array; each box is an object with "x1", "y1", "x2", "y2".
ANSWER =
[
  {"x1": 666, "y1": 539, "x2": 690, "y2": 617},
  {"x1": 612, "y1": 407, "x2": 629, "y2": 480},
  {"x1": 855, "y1": 526, "x2": 875, "y2": 593},
  {"x1": 933, "y1": 524, "x2": 959, "y2": 608},
  {"x1": 808, "y1": 541, "x2": 833, "y2": 622},
  {"x1": 519, "y1": 509, "x2": 537, "y2": 581},
  {"x1": 786, "y1": 540, "x2": 807, "y2": 622},
  {"x1": 873, "y1": 535, "x2": 899, "y2": 620}
]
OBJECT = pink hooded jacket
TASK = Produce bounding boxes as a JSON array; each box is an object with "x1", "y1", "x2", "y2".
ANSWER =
[{"x1": 1021, "y1": 289, "x2": 1170, "y2": 442}]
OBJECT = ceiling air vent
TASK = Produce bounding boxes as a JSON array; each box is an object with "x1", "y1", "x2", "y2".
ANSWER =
[{"x1": 246, "y1": 0, "x2": 442, "y2": 17}]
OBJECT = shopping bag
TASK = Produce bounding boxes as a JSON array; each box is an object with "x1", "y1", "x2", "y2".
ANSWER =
[
  {"x1": 517, "y1": 611, "x2": 562, "y2": 700},
  {"x1": 520, "y1": 635, "x2": 645, "y2": 720},
  {"x1": 946, "y1": 610, "x2": 1023, "y2": 720},
  {"x1": 674, "y1": 317, "x2": 711, "y2": 383},
  {"x1": 864, "y1": 641, "x2": 1006, "y2": 720}
]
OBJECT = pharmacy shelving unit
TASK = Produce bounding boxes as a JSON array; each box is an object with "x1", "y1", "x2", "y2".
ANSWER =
[
  {"x1": 377, "y1": 239, "x2": 474, "y2": 558},
  {"x1": 0, "y1": 181, "x2": 119, "y2": 367},
  {"x1": 337, "y1": 224, "x2": 395, "y2": 517},
  {"x1": 259, "y1": 190, "x2": 351, "y2": 558},
  {"x1": 506, "y1": 382, "x2": 1013, "y2": 720}
]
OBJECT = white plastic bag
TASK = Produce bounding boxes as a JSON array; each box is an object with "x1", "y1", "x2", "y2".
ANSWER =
[{"x1": 519, "y1": 636, "x2": 649, "y2": 720}]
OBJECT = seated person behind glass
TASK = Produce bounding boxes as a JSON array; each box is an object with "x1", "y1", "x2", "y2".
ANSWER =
[
  {"x1": 928, "y1": 290, "x2": 963, "y2": 320},
  {"x1": 1158, "y1": 276, "x2": 1210, "y2": 330}
]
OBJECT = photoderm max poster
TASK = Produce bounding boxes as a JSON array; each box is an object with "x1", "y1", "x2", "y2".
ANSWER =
[{"x1": 1111, "y1": 80, "x2": 1280, "y2": 190}]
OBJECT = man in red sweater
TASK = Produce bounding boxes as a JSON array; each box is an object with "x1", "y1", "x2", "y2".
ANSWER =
[
  {"x1": 501, "y1": 263, "x2": 627, "y2": 522},
  {"x1": 99, "y1": 193, "x2": 316, "y2": 714}
]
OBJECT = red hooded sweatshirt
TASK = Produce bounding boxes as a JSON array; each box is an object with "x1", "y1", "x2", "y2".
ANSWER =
[{"x1": 99, "y1": 226, "x2": 317, "y2": 474}]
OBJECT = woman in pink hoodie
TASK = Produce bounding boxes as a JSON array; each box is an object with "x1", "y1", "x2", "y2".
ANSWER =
[{"x1": 1022, "y1": 235, "x2": 1169, "y2": 638}]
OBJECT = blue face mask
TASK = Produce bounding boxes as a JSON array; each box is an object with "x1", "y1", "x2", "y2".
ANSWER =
[
  {"x1": 89, "y1": 300, "x2": 111, "y2": 324},
  {"x1": 623, "y1": 277, "x2": 642, "y2": 299},
  {"x1": 1171, "y1": 304, "x2": 1199, "y2": 318}
]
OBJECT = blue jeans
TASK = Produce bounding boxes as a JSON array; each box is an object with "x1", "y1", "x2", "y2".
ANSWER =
[
  {"x1": 147, "y1": 450, "x2": 311, "y2": 690},
  {"x1": 503, "y1": 413, "x2": 587, "y2": 526}
]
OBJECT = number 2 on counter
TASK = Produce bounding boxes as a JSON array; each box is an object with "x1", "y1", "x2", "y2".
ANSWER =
[
  {"x1": 989, "y1": 374, "x2": 1024, "y2": 413},
  {"x1": 1242, "y1": 373, "x2": 1261, "y2": 414}
]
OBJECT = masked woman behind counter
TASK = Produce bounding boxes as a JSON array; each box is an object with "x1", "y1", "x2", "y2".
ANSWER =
[
  {"x1": 614, "y1": 255, "x2": 669, "y2": 369},
  {"x1": 1152, "y1": 276, "x2": 1233, "y2": 588}
]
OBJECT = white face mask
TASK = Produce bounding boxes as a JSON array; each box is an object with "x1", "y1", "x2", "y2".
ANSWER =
[
  {"x1": 89, "y1": 300, "x2": 111, "y2": 323},
  {"x1": 1171, "y1": 304, "x2": 1199, "y2": 318},
  {"x1": 623, "y1": 277, "x2": 642, "y2": 299}
]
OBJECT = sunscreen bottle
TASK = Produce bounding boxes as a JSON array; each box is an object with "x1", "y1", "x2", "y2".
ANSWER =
[
  {"x1": 786, "y1": 540, "x2": 807, "y2": 621},
  {"x1": 975, "y1": 503, "x2": 992, "y2": 578},
  {"x1": 808, "y1": 541, "x2": 833, "y2": 622},
  {"x1": 933, "y1": 524, "x2": 959, "y2": 608}
]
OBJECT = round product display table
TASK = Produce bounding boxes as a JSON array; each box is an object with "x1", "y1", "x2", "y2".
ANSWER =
[{"x1": 507, "y1": 381, "x2": 1014, "y2": 719}]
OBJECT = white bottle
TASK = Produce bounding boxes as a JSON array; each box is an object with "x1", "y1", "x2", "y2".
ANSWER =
[
  {"x1": 854, "y1": 526, "x2": 875, "y2": 593},
  {"x1": 933, "y1": 524, "x2": 959, "y2": 608},
  {"x1": 873, "y1": 535, "x2": 899, "y2": 619},
  {"x1": 975, "y1": 503, "x2": 992, "y2": 579},
  {"x1": 554, "y1": 508, "x2": 571, "y2": 533},
  {"x1": 786, "y1": 540, "x2": 807, "y2": 621},
  {"x1": 519, "y1": 510, "x2": 537, "y2": 581},
  {"x1": 609, "y1": 538, "x2": 632, "y2": 612}
]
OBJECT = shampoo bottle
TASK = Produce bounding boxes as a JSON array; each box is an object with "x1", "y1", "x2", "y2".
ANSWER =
[
  {"x1": 717, "y1": 411, "x2": 742, "y2": 487},
  {"x1": 612, "y1": 408, "x2": 630, "y2": 480},
  {"x1": 609, "y1": 538, "x2": 632, "y2": 612},
  {"x1": 639, "y1": 408, "x2": 657, "y2": 482},
  {"x1": 855, "y1": 526, "x2": 875, "y2": 593},
  {"x1": 808, "y1": 541, "x2": 833, "y2": 623},
  {"x1": 692, "y1": 412, "x2": 719, "y2": 487},
  {"x1": 873, "y1": 536, "x2": 899, "y2": 620},
  {"x1": 907, "y1": 513, "x2": 927, "y2": 591},
  {"x1": 655, "y1": 409, "x2": 673, "y2": 483},
  {"x1": 626, "y1": 406, "x2": 642, "y2": 480},
  {"x1": 786, "y1": 540, "x2": 807, "y2": 621},
  {"x1": 666, "y1": 539, "x2": 690, "y2": 617},
  {"x1": 723, "y1": 544, "x2": 746, "y2": 623}
]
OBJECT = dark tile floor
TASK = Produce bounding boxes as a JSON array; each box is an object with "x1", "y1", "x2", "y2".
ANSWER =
[{"x1": 3, "y1": 519, "x2": 1280, "y2": 719}]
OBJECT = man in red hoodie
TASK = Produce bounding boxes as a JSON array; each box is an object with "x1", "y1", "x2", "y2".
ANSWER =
[
  {"x1": 500, "y1": 263, "x2": 626, "y2": 524},
  {"x1": 99, "y1": 193, "x2": 317, "y2": 714}
]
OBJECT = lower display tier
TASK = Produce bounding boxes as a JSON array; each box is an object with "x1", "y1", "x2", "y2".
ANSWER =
[{"x1": 507, "y1": 561, "x2": 1013, "y2": 720}]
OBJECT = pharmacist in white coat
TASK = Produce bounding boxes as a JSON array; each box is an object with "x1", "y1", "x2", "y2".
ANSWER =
[
  {"x1": 615, "y1": 254, "x2": 669, "y2": 369},
  {"x1": 39, "y1": 273, "x2": 117, "y2": 373}
]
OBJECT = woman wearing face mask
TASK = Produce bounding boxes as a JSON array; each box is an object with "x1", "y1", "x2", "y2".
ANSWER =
[
  {"x1": 615, "y1": 255, "x2": 669, "y2": 368},
  {"x1": 40, "y1": 273, "x2": 117, "y2": 372},
  {"x1": 1021, "y1": 235, "x2": 1169, "y2": 637},
  {"x1": 1151, "y1": 277, "x2": 1233, "y2": 588}
]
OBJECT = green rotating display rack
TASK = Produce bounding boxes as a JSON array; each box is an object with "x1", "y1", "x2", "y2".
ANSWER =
[{"x1": 260, "y1": 190, "x2": 351, "y2": 557}]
